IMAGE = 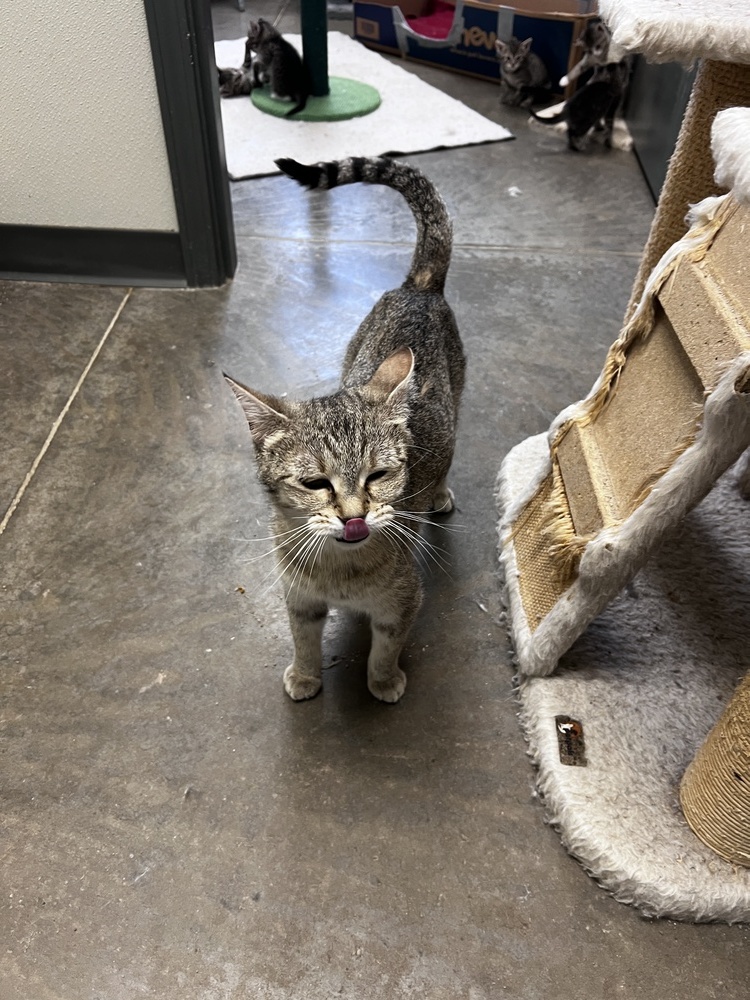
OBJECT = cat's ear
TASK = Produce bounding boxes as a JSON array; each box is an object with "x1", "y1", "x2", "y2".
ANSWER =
[
  {"x1": 519, "y1": 37, "x2": 533, "y2": 54},
  {"x1": 495, "y1": 39, "x2": 508, "y2": 56},
  {"x1": 224, "y1": 374, "x2": 289, "y2": 448},
  {"x1": 362, "y1": 347, "x2": 414, "y2": 416}
]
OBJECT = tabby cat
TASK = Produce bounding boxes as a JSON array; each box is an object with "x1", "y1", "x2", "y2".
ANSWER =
[
  {"x1": 531, "y1": 61, "x2": 629, "y2": 151},
  {"x1": 559, "y1": 18, "x2": 625, "y2": 87},
  {"x1": 217, "y1": 66, "x2": 252, "y2": 98},
  {"x1": 495, "y1": 37, "x2": 550, "y2": 108},
  {"x1": 245, "y1": 18, "x2": 310, "y2": 117},
  {"x1": 225, "y1": 157, "x2": 465, "y2": 703}
]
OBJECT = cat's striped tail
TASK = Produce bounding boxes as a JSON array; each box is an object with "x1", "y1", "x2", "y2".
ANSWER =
[{"x1": 275, "y1": 156, "x2": 452, "y2": 293}]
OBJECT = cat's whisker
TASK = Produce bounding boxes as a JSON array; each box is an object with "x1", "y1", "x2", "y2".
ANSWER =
[
  {"x1": 397, "y1": 526, "x2": 450, "y2": 570},
  {"x1": 387, "y1": 522, "x2": 441, "y2": 577},
  {"x1": 229, "y1": 517, "x2": 310, "y2": 545},
  {"x1": 408, "y1": 443, "x2": 441, "y2": 458},
  {"x1": 396, "y1": 512, "x2": 466, "y2": 533},
  {"x1": 256, "y1": 547, "x2": 307, "y2": 603},
  {"x1": 239, "y1": 522, "x2": 310, "y2": 544},
  {"x1": 251, "y1": 526, "x2": 318, "y2": 598},
  {"x1": 379, "y1": 522, "x2": 418, "y2": 566},
  {"x1": 395, "y1": 481, "x2": 439, "y2": 506},
  {"x1": 286, "y1": 531, "x2": 328, "y2": 597},
  {"x1": 240, "y1": 524, "x2": 315, "y2": 564},
  {"x1": 407, "y1": 452, "x2": 435, "y2": 472},
  {"x1": 302, "y1": 533, "x2": 330, "y2": 590},
  {"x1": 388, "y1": 519, "x2": 453, "y2": 579},
  {"x1": 392, "y1": 517, "x2": 451, "y2": 562},
  {"x1": 243, "y1": 542, "x2": 303, "y2": 565},
  {"x1": 240, "y1": 525, "x2": 316, "y2": 566}
]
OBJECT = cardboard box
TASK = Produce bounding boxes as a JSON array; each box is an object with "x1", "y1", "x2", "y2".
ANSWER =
[
  {"x1": 373, "y1": 0, "x2": 431, "y2": 15},
  {"x1": 353, "y1": 0, "x2": 598, "y2": 93}
]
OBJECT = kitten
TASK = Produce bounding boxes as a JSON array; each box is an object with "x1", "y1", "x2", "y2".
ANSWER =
[
  {"x1": 559, "y1": 18, "x2": 613, "y2": 88},
  {"x1": 225, "y1": 157, "x2": 465, "y2": 704},
  {"x1": 495, "y1": 37, "x2": 550, "y2": 108},
  {"x1": 217, "y1": 66, "x2": 252, "y2": 98},
  {"x1": 244, "y1": 18, "x2": 310, "y2": 117},
  {"x1": 531, "y1": 61, "x2": 629, "y2": 151}
]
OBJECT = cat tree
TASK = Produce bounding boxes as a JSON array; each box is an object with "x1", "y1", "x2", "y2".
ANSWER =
[
  {"x1": 496, "y1": 0, "x2": 750, "y2": 892},
  {"x1": 251, "y1": 0, "x2": 381, "y2": 122}
]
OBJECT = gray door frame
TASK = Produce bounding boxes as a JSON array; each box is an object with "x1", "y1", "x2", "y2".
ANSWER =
[{"x1": 143, "y1": 0, "x2": 237, "y2": 287}]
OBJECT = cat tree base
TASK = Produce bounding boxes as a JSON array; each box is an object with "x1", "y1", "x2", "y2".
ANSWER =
[{"x1": 251, "y1": 77, "x2": 381, "y2": 122}]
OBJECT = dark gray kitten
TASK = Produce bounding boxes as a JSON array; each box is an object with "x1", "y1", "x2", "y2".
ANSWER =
[
  {"x1": 531, "y1": 60, "x2": 629, "y2": 150},
  {"x1": 495, "y1": 37, "x2": 550, "y2": 108},
  {"x1": 244, "y1": 18, "x2": 310, "y2": 117},
  {"x1": 225, "y1": 157, "x2": 465, "y2": 704}
]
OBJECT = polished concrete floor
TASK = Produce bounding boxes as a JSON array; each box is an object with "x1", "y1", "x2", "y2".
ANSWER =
[{"x1": 2, "y1": 3, "x2": 749, "y2": 998}]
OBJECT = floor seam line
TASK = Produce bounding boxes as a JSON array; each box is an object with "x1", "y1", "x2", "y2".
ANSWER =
[
  {"x1": 234, "y1": 235, "x2": 644, "y2": 257},
  {"x1": 0, "y1": 288, "x2": 134, "y2": 538}
]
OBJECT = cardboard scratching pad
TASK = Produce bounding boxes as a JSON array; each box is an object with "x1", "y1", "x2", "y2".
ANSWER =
[{"x1": 498, "y1": 193, "x2": 750, "y2": 677}]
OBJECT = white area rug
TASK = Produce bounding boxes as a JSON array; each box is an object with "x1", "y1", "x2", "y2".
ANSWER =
[
  {"x1": 214, "y1": 33, "x2": 512, "y2": 180},
  {"x1": 497, "y1": 434, "x2": 750, "y2": 923}
]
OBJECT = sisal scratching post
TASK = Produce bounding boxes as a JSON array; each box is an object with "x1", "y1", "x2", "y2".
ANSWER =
[
  {"x1": 681, "y1": 672, "x2": 750, "y2": 868},
  {"x1": 625, "y1": 60, "x2": 750, "y2": 320},
  {"x1": 598, "y1": 0, "x2": 750, "y2": 322}
]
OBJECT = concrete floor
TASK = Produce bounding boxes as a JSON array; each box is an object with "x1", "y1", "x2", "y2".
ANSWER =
[{"x1": 2, "y1": 2, "x2": 749, "y2": 997}]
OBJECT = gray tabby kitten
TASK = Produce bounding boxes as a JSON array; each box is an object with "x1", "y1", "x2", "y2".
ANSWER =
[
  {"x1": 244, "y1": 18, "x2": 310, "y2": 117},
  {"x1": 225, "y1": 157, "x2": 465, "y2": 704},
  {"x1": 495, "y1": 37, "x2": 550, "y2": 107},
  {"x1": 217, "y1": 66, "x2": 252, "y2": 98},
  {"x1": 560, "y1": 18, "x2": 625, "y2": 88}
]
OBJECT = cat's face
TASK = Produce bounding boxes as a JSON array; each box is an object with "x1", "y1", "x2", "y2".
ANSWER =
[
  {"x1": 246, "y1": 18, "x2": 271, "y2": 50},
  {"x1": 495, "y1": 37, "x2": 532, "y2": 74},
  {"x1": 226, "y1": 349, "x2": 414, "y2": 549},
  {"x1": 580, "y1": 20, "x2": 611, "y2": 61}
]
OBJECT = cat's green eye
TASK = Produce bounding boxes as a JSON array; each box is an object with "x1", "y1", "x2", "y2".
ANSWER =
[
  {"x1": 366, "y1": 470, "x2": 388, "y2": 485},
  {"x1": 301, "y1": 478, "x2": 332, "y2": 492}
]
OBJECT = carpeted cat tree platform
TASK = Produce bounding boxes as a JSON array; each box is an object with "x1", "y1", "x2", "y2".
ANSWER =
[{"x1": 496, "y1": 0, "x2": 750, "y2": 923}]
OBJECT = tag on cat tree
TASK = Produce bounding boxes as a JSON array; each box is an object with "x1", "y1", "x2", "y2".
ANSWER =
[{"x1": 556, "y1": 716, "x2": 588, "y2": 766}]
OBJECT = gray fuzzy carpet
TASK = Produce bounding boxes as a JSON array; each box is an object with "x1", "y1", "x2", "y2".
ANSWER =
[{"x1": 497, "y1": 433, "x2": 750, "y2": 923}]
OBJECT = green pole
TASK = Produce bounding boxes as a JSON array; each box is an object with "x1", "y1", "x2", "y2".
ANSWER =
[{"x1": 300, "y1": 0, "x2": 330, "y2": 97}]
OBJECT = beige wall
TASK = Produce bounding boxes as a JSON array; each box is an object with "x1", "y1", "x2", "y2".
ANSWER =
[{"x1": 1, "y1": 1, "x2": 178, "y2": 231}]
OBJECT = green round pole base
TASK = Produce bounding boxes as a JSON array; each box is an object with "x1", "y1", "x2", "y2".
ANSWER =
[{"x1": 251, "y1": 76, "x2": 381, "y2": 122}]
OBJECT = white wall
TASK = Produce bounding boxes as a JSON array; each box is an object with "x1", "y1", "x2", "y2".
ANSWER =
[{"x1": 0, "y1": 1, "x2": 178, "y2": 231}]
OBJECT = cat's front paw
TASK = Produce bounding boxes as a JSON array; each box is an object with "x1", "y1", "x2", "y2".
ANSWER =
[
  {"x1": 283, "y1": 665, "x2": 322, "y2": 701},
  {"x1": 368, "y1": 668, "x2": 407, "y2": 704}
]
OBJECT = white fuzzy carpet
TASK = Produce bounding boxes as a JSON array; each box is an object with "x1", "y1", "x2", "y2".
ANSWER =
[
  {"x1": 599, "y1": 0, "x2": 750, "y2": 66},
  {"x1": 497, "y1": 433, "x2": 750, "y2": 923},
  {"x1": 214, "y1": 33, "x2": 512, "y2": 180}
]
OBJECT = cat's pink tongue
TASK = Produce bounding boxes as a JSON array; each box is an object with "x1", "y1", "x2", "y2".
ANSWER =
[{"x1": 343, "y1": 518, "x2": 369, "y2": 542}]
